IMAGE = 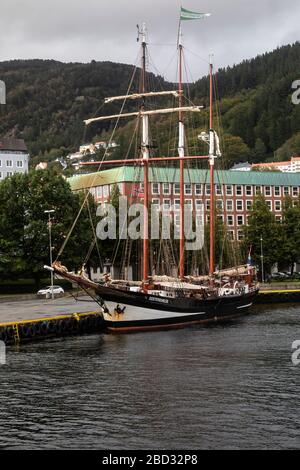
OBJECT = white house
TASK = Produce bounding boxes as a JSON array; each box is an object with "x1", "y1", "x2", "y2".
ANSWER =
[{"x1": 0, "y1": 138, "x2": 29, "y2": 179}]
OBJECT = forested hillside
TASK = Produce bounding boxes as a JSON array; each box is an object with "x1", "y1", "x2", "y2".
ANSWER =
[
  {"x1": 0, "y1": 42, "x2": 299, "y2": 168},
  {"x1": 192, "y1": 42, "x2": 300, "y2": 163}
]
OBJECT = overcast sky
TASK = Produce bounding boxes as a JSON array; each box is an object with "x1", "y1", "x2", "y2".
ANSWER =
[{"x1": 0, "y1": 0, "x2": 299, "y2": 81}]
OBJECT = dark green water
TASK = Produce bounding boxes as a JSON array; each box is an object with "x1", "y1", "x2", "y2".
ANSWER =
[{"x1": 0, "y1": 304, "x2": 300, "y2": 450}]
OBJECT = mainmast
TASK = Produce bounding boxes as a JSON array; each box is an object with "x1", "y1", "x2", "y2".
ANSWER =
[
  {"x1": 209, "y1": 56, "x2": 215, "y2": 276},
  {"x1": 178, "y1": 25, "x2": 185, "y2": 280},
  {"x1": 140, "y1": 23, "x2": 149, "y2": 283}
]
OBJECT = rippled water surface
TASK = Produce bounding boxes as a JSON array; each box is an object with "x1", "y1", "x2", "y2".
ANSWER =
[{"x1": 0, "y1": 304, "x2": 300, "y2": 450}]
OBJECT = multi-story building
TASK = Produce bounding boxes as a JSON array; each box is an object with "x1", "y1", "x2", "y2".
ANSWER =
[
  {"x1": 68, "y1": 166, "x2": 300, "y2": 241},
  {"x1": 0, "y1": 138, "x2": 29, "y2": 179},
  {"x1": 252, "y1": 156, "x2": 300, "y2": 173}
]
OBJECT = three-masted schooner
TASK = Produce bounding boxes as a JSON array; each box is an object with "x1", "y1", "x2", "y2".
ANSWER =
[{"x1": 48, "y1": 13, "x2": 259, "y2": 332}]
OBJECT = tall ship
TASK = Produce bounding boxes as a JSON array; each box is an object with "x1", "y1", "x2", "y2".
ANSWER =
[{"x1": 49, "y1": 9, "x2": 259, "y2": 332}]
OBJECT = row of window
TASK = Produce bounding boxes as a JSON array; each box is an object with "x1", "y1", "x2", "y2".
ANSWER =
[
  {"x1": 151, "y1": 199, "x2": 285, "y2": 213},
  {"x1": 91, "y1": 182, "x2": 300, "y2": 200},
  {"x1": 151, "y1": 182, "x2": 300, "y2": 197},
  {"x1": 0, "y1": 160, "x2": 24, "y2": 168},
  {"x1": 0, "y1": 171, "x2": 16, "y2": 178}
]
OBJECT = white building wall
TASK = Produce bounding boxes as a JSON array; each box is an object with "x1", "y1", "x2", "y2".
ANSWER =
[{"x1": 0, "y1": 151, "x2": 29, "y2": 179}]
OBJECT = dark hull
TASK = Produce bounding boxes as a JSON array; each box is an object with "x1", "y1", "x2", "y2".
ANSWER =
[{"x1": 97, "y1": 285, "x2": 259, "y2": 332}]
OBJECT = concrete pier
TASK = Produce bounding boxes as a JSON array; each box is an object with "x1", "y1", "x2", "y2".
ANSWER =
[{"x1": 0, "y1": 295, "x2": 104, "y2": 345}]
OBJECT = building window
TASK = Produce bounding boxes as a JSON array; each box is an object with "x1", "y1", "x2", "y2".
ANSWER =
[
  {"x1": 266, "y1": 200, "x2": 272, "y2": 211},
  {"x1": 283, "y1": 186, "x2": 289, "y2": 196},
  {"x1": 275, "y1": 215, "x2": 282, "y2": 222},
  {"x1": 206, "y1": 200, "x2": 210, "y2": 211},
  {"x1": 17, "y1": 161, "x2": 23, "y2": 168},
  {"x1": 6, "y1": 172, "x2": 13, "y2": 177},
  {"x1": 246, "y1": 200, "x2": 252, "y2": 211},
  {"x1": 195, "y1": 184, "x2": 202, "y2": 196},
  {"x1": 163, "y1": 183, "x2": 170, "y2": 195},
  {"x1": 174, "y1": 183, "x2": 180, "y2": 195},
  {"x1": 184, "y1": 184, "x2": 192, "y2": 196},
  {"x1": 0, "y1": 172, "x2": 2, "y2": 178},
  {"x1": 96, "y1": 186, "x2": 103, "y2": 198},
  {"x1": 152, "y1": 183, "x2": 160, "y2": 195},
  {"x1": 152, "y1": 198, "x2": 160, "y2": 207},
  {"x1": 236, "y1": 185, "x2": 243, "y2": 196},
  {"x1": 226, "y1": 200, "x2": 233, "y2": 212},
  {"x1": 245, "y1": 185, "x2": 253, "y2": 196},
  {"x1": 216, "y1": 200, "x2": 223, "y2": 211},
  {"x1": 163, "y1": 199, "x2": 171, "y2": 210},
  {"x1": 274, "y1": 186, "x2": 281, "y2": 197},
  {"x1": 205, "y1": 184, "x2": 211, "y2": 196},
  {"x1": 195, "y1": 200, "x2": 203, "y2": 212},
  {"x1": 227, "y1": 215, "x2": 234, "y2": 226},
  {"x1": 103, "y1": 185, "x2": 109, "y2": 198},
  {"x1": 255, "y1": 186, "x2": 262, "y2": 195},
  {"x1": 228, "y1": 230, "x2": 235, "y2": 241},
  {"x1": 275, "y1": 200, "x2": 281, "y2": 212},
  {"x1": 174, "y1": 214, "x2": 180, "y2": 227},
  {"x1": 237, "y1": 230, "x2": 244, "y2": 241},
  {"x1": 174, "y1": 199, "x2": 180, "y2": 210},
  {"x1": 265, "y1": 186, "x2": 271, "y2": 196},
  {"x1": 292, "y1": 187, "x2": 299, "y2": 197},
  {"x1": 196, "y1": 215, "x2": 204, "y2": 226},
  {"x1": 226, "y1": 185, "x2": 233, "y2": 196},
  {"x1": 0, "y1": 160, "x2": 2, "y2": 167},
  {"x1": 236, "y1": 200, "x2": 244, "y2": 211},
  {"x1": 237, "y1": 215, "x2": 244, "y2": 226},
  {"x1": 215, "y1": 184, "x2": 222, "y2": 196},
  {"x1": 6, "y1": 160, "x2": 13, "y2": 167},
  {"x1": 185, "y1": 199, "x2": 193, "y2": 210}
]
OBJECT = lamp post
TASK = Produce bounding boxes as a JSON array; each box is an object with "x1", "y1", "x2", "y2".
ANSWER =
[
  {"x1": 44, "y1": 210, "x2": 55, "y2": 299},
  {"x1": 260, "y1": 235, "x2": 264, "y2": 283}
]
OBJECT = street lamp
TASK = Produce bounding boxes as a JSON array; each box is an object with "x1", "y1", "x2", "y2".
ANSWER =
[
  {"x1": 260, "y1": 235, "x2": 265, "y2": 283},
  {"x1": 44, "y1": 210, "x2": 55, "y2": 299}
]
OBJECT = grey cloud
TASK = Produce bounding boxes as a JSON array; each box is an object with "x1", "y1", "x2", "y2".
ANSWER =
[{"x1": 0, "y1": 0, "x2": 299, "y2": 81}]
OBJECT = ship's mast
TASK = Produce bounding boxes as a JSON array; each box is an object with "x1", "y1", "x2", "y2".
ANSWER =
[
  {"x1": 209, "y1": 56, "x2": 215, "y2": 276},
  {"x1": 178, "y1": 25, "x2": 185, "y2": 280},
  {"x1": 140, "y1": 23, "x2": 149, "y2": 283}
]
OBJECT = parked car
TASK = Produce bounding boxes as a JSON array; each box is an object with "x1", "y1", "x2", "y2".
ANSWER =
[
  {"x1": 37, "y1": 285, "x2": 64, "y2": 298},
  {"x1": 270, "y1": 273, "x2": 289, "y2": 281}
]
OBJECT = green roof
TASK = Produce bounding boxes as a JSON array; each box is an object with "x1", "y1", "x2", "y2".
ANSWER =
[{"x1": 68, "y1": 166, "x2": 300, "y2": 191}]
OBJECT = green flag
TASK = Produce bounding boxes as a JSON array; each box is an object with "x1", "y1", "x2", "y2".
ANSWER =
[{"x1": 180, "y1": 7, "x2": 211, "y2": 21}]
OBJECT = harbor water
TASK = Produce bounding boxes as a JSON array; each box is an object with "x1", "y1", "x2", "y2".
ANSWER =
[{"x1": 0, "y1": 304, "x2": 300, "y2": 450}]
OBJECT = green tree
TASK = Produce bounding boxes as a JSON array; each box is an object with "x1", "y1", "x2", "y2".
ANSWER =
[
  {"x1": 243, "y1": 194, "x2": 282, "y2": 278},
  {"x1": 252, "y1": 138, "x2": 267, "y2": 163},
  {"x1": 279, "y1": 197, "x2": 300, "y2": 274},
  {"x1": 0, "y1": 170, "x2": 98, "y2": 287},
  {"x1": 222, "y1": 134, "x2": 252, "y2": 168}
]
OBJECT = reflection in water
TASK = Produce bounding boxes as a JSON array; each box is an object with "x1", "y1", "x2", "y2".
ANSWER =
[{"x1": 0, "y1": 304, "x2": 300, "y2": 450}]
